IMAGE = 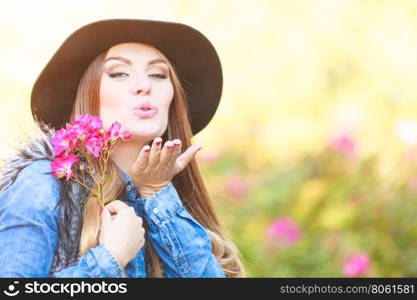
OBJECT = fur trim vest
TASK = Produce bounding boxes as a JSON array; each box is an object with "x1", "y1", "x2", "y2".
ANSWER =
[{"x1": 0, "y1": 123, "x2": 90, "y2": 277}]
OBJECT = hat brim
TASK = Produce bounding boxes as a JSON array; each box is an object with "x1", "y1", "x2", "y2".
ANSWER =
[{"x1": 31, "y1": 19, "x2": 223, "y2": 135}]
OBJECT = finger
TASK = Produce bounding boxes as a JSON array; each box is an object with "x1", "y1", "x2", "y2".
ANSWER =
[
  {"x1": 169, "y1": 139, "x2": 182, "y2": 165},
  {"x1": 132, "y1": 145, "x2": 151, "y2": 173},
  {"x1": 148, "y1": 137, "x2": 162, "y2": 168},
  {"x1": 139, "y1": 236, "x2": 145, "y2": 248},
  {"x1": 137, "y1": 216, "x2": 143, "y2": 227},
  {"x1": 159, "y1": 140, "x2": 174, "y2": 165},
  {"x1": 100, "y1": 207, "x2": 112, "y2": 227},
  {"x1": 138, "y1": 238, "x2": 145, "y2": 250},
  {"x1": 114, "y1": 206, "x2": 136, "y2": 218},
  {"x1": 105, "y1": 199, "x2": 129, "y2": 215},
  {"x1": 137, "y1": 219, "x2": 145, "y2": 241},
  {"x1": 175, "y1": 144, "x2": 202, "y2": 171}
]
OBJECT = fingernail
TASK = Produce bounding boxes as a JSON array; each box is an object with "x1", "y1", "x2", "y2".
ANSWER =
[
  {"x1": 154, "y1": 137, "x2": 162, "y2": 145},
  {"x1": 195, "y1": 145, "x2": 203, "y2": 151},
  {"x1": 100, "y1": 207, "x2": 103, "y2": 213},
  {"x1": 144, "y1": 146, "x2": 150, "y2": 152}
]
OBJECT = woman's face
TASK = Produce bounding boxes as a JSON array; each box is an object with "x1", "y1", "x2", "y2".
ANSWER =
[{"x1": 100, "y1": 42, "x2": 174, "y2": 141}]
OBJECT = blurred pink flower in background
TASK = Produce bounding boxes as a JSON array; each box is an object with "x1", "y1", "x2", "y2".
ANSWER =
[
  {"x1": 330, "y1": 133, "x2": 357, "y2": 159},
  {"x1": 198, "y1": 148, "x2": 221, "y2": 164},
  {"x1": 402, "y1": 147, "x2": 417, "y2": 162},
  {"x1": 266, "y1": 217, "x2": 301, "y2": 246},
  {"x1": 408, "y1": 177, "x2": 417, "y2": 192},
  {"x1": 224, "y1": 175, "x2": 248, "y2": 201},
  {"x1": 343, "y1": 252, "x2": 371, "y2": 277},
  {"x1": 350, "y1": 194, "x2": 365, "y2": 205}
]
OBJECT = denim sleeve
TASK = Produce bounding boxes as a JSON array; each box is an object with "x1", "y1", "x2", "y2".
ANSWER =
[
  {"x1": 138, "y1": 182, "x2": 226, "y2": 278},
  {"x1": 0, "y1": 160, "x2": 126, "y2": 278},
  {"x1": 52, "y1": 244, "x2": 128, "y2": 278}
]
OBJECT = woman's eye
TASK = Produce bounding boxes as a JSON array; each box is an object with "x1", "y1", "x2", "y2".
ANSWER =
[
  {"x1": 107, "y1": 72, "x2": 129, "y2": 78},
  {"x1": 149, "y1": 74, "x2": 167, "y2": 79}
]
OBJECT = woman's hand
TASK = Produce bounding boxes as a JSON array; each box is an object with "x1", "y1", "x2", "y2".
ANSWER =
[
  {"x1": 130, "y1": 137, "x2": 202, "y2": 198},
  {"x1": 99, "y1": 200, "x2": 145, "y2": 269}
]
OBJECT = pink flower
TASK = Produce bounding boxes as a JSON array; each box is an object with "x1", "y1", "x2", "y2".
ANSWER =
[
  {"x1": 409, "y1": 177, "x2": 417, "y2": 191},
  {"x1": 90, "y1": 116, "x2": 103, "y2": 131},
  {"x1": 51, "y1": 128, "x2": 79, "y2": 155},
  {"x1": 66, "y1": 122, "x2": 89, "y2": 138},
  {"x1": 266, "y1": 217, "x2": 301, "y2": 246},
  {"x1": 121, "y1": 130, "x2": 132, "y2": 140},
  {"x1": 72, "y1": 114, "x2": 102, "y2": 133},
  {"x1": 224, "y1": 175, "x2": 248, "y2": 200},
  {"x1": 85, "y1": 132, "x2": 104, "y2": 158},
  {"x1": 343, "y1": 252, "x2": 371, "y2": 277},
  {"x1": 50, "y1": 114, "x2": 133, "y2": 207},
  {"x1": 330, "y1": 133, "x2": 357, "y2": 159},
  {"x1": 72, "y1": 114, "x2": 93, "y2": 133},
  {"x1": 350, "y1": 194, "x2": 365, "y2": 205},
  {"x1": 104, "y1": 122, "x2": 121, "y2": 141},
  {"x1": 198, "y1": 149, "x2": 221, "y2": 164},
  {"x1": 402, "y1": 148, "x2": 417, "y2": 162},
  {"x1": 73, "y1": 114, "x2": 92, "y2": 124},
  {"x1": 51, "y1": 152, "x2": 79, "y2": 181}
]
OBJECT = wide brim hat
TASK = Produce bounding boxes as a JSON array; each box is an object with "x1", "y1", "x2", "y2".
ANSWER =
[{"x1": 30, "y1": 18, "x2": 223, "y2": 135}]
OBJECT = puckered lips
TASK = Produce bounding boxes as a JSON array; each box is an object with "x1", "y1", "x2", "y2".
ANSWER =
[{"x1": 133, "y1": 101, "x2": 158, "y2": 119}]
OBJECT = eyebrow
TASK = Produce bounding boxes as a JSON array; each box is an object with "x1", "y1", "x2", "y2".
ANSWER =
[{"x1": 104, "y1": 56, "x2": 168, "y2": 66}]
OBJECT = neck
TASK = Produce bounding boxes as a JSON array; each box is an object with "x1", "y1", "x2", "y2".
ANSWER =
[{"x1": 110, "y1": 138, "x2": 148, "y2": 178}]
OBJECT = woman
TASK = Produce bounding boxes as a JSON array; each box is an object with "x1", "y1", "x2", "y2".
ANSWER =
[{"x1": 0, "y1": 19, "x2": 245, "y2": 278}]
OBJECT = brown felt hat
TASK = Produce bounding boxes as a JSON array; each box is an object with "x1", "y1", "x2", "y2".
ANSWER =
[{"x1": 30, "y1": 18, "x2": 223, "y2": 135}]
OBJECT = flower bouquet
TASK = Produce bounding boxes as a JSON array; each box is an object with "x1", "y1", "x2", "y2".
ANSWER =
[{"x1": 50, "y1": 114, "x2": 132, "y2": 208}]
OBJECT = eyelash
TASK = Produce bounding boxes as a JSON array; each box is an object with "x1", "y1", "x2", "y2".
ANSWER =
[{"x1": 107, "y1": 72, "x2": 167, "y2": 79}]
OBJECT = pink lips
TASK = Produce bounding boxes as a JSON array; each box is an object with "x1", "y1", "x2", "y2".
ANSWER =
[{"x1": 133, "y1": 101, "x2": 158, "y2": 119}]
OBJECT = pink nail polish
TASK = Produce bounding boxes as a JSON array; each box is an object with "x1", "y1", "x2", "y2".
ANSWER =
[{"x1": 100, "y1": 207, "x2": 103, "y2": 213}]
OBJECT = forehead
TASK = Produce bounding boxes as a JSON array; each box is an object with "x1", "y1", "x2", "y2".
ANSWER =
[{"x1": 105, "y1": 42, "x2": 165, "y2": 60}]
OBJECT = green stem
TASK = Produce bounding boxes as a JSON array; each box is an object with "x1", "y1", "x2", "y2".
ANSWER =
[
  {"x1": 78, "y1": 148, "x2": 105, "y2": 207},
  {"x1": 98, "y1": 150, "x2": 104, "y2": 180},
  {"x1": 71, "y1": 174, "x2": 99, "y2": 199},
  {"x1": 102, "y1": 138, "x2": 121, "y2": 181},
  {"x1": 81, "y1": 149, "x2": 102, "y2": 188}
]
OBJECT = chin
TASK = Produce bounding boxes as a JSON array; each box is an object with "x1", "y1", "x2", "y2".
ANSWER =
[
  {"x1": 129, "y1": 128, "x2": 164, "y2": 141},
  {"x1": 125, "y1": 118, "x2": 167, "y2": 138}
]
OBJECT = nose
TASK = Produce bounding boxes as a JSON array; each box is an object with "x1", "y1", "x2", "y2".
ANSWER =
[{"x1": 130, "y1": 75, "x2": 151, "y2": 95}]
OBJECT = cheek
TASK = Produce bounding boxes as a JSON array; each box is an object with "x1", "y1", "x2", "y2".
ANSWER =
[
  {"x1": 99, "y1": 79, "x2": 127, "y2": 128},
  {"x1": 99, "y1": 80, "x2": 119, "y2": 108},
  {"x1": 159, "y1": 84, "x2": 174, "y2": 114}
]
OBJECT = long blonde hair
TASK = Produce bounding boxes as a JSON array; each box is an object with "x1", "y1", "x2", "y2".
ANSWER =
[{"x1": 68, "y1": 45, "x2": 246, "y2": 277}]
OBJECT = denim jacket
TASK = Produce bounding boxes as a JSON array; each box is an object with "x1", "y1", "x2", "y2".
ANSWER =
[{"x1": 0, "y1": 159, "x2": 226, "y2": 278}]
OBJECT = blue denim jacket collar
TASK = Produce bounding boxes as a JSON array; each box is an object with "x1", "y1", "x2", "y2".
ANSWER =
[{"x1": 120, "y1": 171, "x2": 136, "y2": 198}]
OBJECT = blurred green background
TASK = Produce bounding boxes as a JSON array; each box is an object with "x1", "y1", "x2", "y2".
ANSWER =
[{"x1": 2, "y1": 0, "x2": 417, "y2": 277}]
